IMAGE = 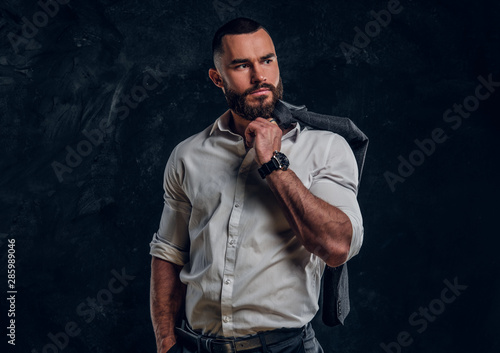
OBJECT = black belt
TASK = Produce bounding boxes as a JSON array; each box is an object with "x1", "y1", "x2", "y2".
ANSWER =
[{"x1": 175, "y1": 322, "x2": 304, "y2": 353}]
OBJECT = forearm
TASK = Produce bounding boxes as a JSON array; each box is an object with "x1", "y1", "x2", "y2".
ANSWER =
[
  {"x1": 266, "y1": 168, "x2": 353, "y2": 267},
  {"x1": 150, "y1": 256, "x2": 186, "y2": 353},
  {"x1": 244, "y1": 117, "x2": 355, "y2": 266}
]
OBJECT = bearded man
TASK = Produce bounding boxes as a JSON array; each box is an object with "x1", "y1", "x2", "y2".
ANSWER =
[{"x1": 150, "y1": 17, "x2": 364, "y2": 353}]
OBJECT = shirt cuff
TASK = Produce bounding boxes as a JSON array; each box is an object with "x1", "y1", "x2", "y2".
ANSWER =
[
  {"x1": 340, "y1": 208, "x2": 364, "y2": 262},
  {"x1": 149, "y1": 232, "x2": 189, "y2": 266}
]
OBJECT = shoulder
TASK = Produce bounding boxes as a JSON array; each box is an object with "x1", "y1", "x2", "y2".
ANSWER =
[
  {"x1": 293, "y1": 125, "x2": 358, "y2": 179},
  {"x1": 298, "y1": 126, "x2": 353, "y2": 156},
  {"x1": 161, "y1": 123, "x2": 214, "y2": 186},
  {"x1": 169, "y1": 123, "x2": 214, "y2": 162}
]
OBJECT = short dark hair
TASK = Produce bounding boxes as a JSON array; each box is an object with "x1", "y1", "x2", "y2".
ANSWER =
[{"x1": 212, "y1": 17, "x2": 269, "y2": 65}]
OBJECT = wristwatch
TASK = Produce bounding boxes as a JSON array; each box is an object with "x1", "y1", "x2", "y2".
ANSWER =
[{"x1": 258, "y1": 151, "x2": 290, "y2": 179}]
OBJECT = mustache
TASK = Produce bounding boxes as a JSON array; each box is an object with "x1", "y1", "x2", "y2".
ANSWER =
[{"x1": 244, "y1": 83, "x2": 276, "y2": 96}]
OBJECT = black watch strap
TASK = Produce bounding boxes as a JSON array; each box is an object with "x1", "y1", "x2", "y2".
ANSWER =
[
  {"x1": 258, "y1": 159, "x2": 278, "y2": 179},
  {"x1": 258, "y1": 151, "x2": 289, "y2": 179}
]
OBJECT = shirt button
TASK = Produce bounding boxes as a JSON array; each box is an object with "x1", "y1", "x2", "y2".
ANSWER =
[
  {"x1": 225, "y1": 279, "x2": 231, "y2": 285},
  {"x1": 223, "y1": 316, "x2": 230, "y2": 323},
  {"x1": 234, "y1": 203, "x2": 240, "y2": 208},
  {"x1": 229, "y1": 239, "x2": 235, "y2": 245}
]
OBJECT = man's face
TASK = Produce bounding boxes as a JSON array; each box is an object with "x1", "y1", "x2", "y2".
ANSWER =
[
  {"x1": 223, "y1": 77, "x2": 283, "y2": 121},
  {"x1": 216, "y1": 28, "x2": 283, "y2": 120}
]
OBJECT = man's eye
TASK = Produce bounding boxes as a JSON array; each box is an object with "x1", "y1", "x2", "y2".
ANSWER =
[
  {"x1": 236, "y1": 64, "x2": 248, "y2": 69},
  {"x1": 264, "y1": 59, "x2": 273, "y2": 64}
]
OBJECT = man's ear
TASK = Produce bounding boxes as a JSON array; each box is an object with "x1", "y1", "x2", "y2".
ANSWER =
[{"x1": 208, "y1": 68, "x2": 224, "y2": 89}]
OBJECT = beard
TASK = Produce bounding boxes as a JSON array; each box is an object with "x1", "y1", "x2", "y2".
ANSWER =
[{"x1": 223, "y1": 77, "x2": 284, "y2": 121}]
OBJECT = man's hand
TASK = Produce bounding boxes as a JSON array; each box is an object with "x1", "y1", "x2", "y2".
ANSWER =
[
  {"x1": 159, "y1": 337, "x2": 177, "y2": 353},
  {"x1": 244, "y1": 117, "x2": 282, "y2": 165}
]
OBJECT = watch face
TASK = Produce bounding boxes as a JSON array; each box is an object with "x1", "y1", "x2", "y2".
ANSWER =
[
  {"x1": 258, "y1": 152, "x2": 290, "y2": 178},
  {"x1": 274, "y1": 152, "x2": 289, "y2": 170}
]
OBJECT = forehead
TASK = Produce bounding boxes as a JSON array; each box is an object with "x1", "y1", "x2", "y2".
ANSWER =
[{"x1": 220, "y1": 28, "x2": 276, "y2": 63}]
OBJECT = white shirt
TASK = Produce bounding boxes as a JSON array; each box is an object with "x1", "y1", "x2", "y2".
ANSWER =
[{"x1": 149, "y1": 109, "x2": 363, "y2": 337}]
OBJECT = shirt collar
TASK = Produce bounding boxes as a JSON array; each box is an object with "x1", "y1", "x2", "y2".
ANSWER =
[
  {"x1": 209, "y1": 109, "x2": 232, "y2": 136},
  {"x1": 209, "y1": 109, "x2": 301, "y2": 141}
]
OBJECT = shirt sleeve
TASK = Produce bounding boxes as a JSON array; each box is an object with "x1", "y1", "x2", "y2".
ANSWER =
[
  {"x1": 149, "y1": 148, "x2": 191, "y2": 266},
  {"x1": 308, "y1": 133, "x2": 364, "y2": 262}
]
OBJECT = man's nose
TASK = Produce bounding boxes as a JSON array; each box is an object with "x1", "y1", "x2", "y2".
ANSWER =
[{"x1": 251, "y1": 66, "x2": 266, "y2": 84}]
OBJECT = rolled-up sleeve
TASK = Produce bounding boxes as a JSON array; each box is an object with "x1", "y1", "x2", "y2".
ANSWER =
[
  {"x1": 308, "y1": 134, "x2": 364, "y2": 261},
  {"x1": 149, "y1": 149, "x2": 191, "y2": 266}
]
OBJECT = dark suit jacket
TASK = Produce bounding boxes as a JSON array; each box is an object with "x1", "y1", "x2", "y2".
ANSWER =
[{"x1": 272, "y1": 100, "x2": 369, "y2": 326}]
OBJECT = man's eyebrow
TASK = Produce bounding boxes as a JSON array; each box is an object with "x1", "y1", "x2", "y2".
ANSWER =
[{"x1": 229, "y1": 53, "x2": 276, "y2": 66}]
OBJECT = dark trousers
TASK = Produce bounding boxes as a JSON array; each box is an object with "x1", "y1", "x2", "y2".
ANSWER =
[{"x1": 176, "y1": 323, "x2": 323, "y2": 353}]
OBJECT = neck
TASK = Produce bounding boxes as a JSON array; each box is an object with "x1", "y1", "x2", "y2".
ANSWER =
[{"x1": 229, "y1": 110, "x2": 251, "y2": 138}]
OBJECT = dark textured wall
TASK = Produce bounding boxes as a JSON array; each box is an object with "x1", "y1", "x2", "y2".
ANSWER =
[{"x1": 1, "y1": 0, "x2": 499, "y2": 352}]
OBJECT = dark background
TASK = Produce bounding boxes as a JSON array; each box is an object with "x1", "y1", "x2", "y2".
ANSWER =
[{"x1": 1, "y1": 0, "x2": 499, "y2": 352}]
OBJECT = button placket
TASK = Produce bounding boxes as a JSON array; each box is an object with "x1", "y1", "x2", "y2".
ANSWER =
[{"x1": 220, "y1": 152, "x2": 254, "y2": 336}]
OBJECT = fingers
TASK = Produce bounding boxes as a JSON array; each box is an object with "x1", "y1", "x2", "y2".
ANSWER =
[
  {"x1": 245, "y1": 129, "x2": 255, "y2": 148},
  {"x1": 245, "y1": 118, "x2": 280, "y2": 147},
  {"x1": 244, "y1": 118, "x2": 282, "y2": 165}
]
